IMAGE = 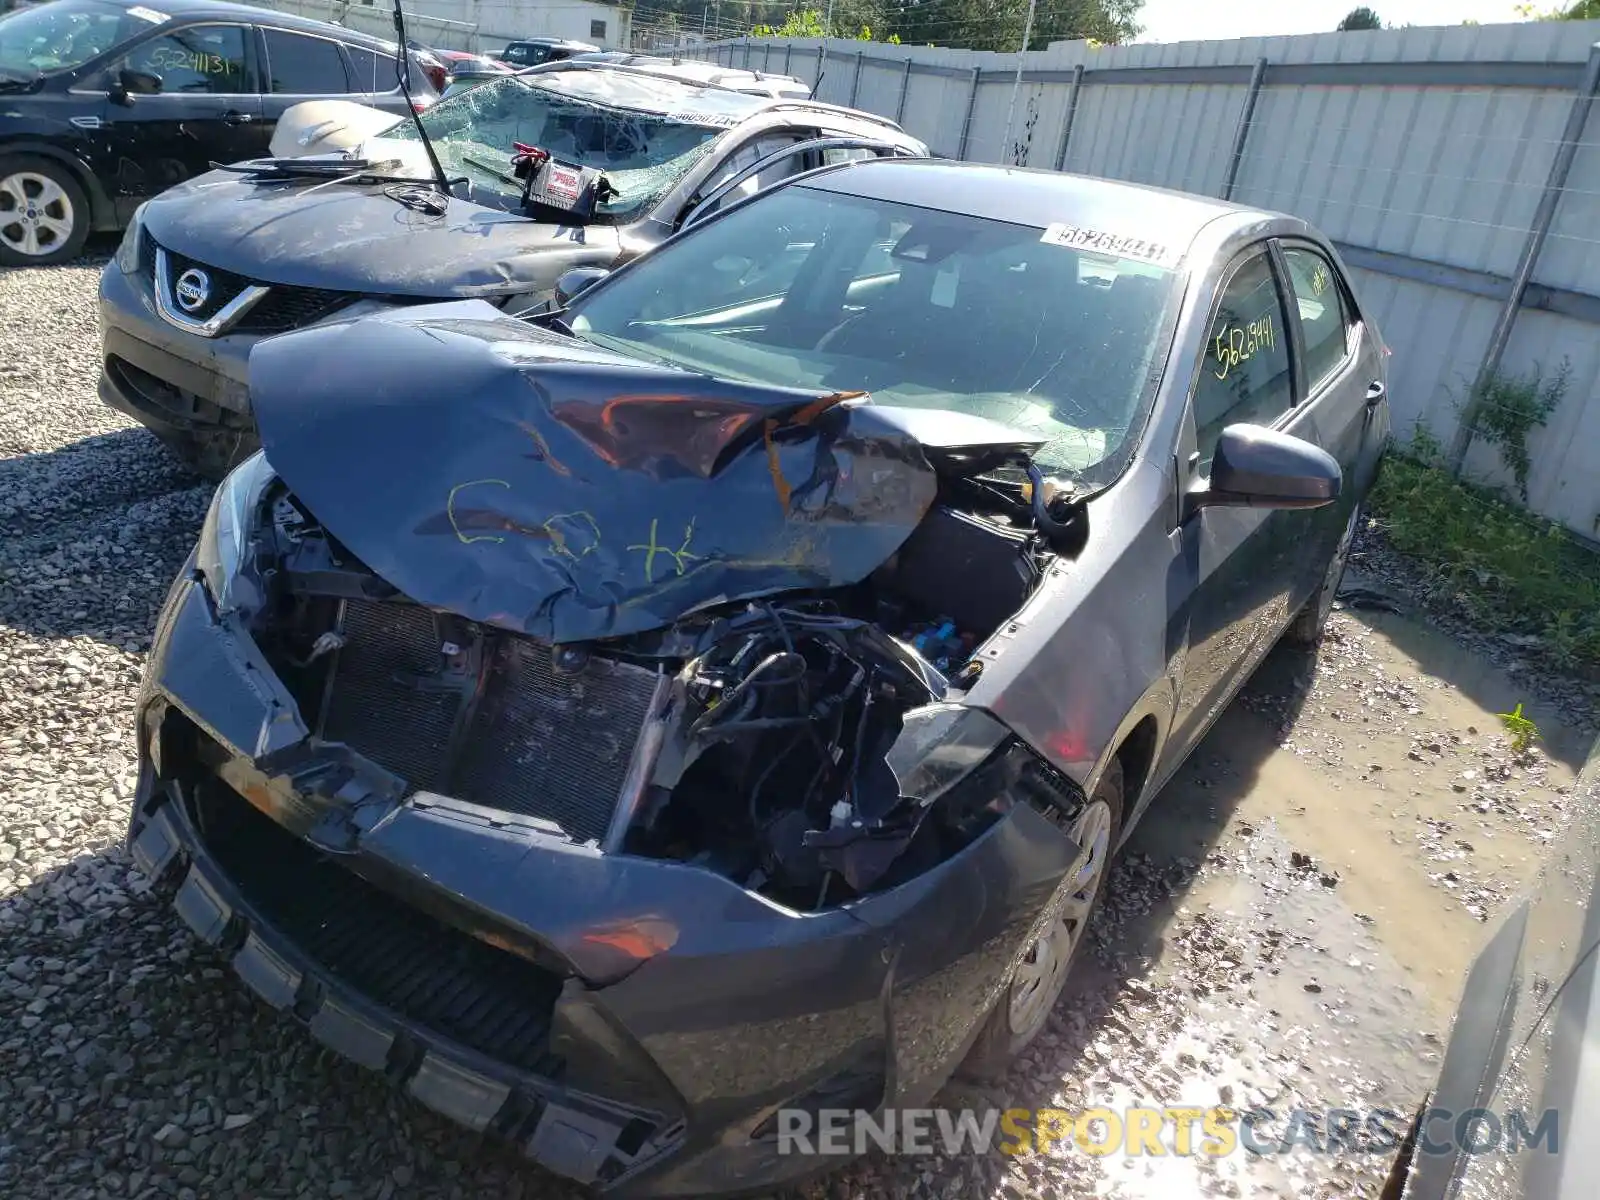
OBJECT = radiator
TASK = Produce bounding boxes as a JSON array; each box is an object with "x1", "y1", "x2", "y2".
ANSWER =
[{"x1": 319, "y1": 600, "x2": 659, "y2": 845}]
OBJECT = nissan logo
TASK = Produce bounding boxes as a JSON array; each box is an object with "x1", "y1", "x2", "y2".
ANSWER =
[{"x1": 174, "y1": 267, "x2": 211, "y2": 313}]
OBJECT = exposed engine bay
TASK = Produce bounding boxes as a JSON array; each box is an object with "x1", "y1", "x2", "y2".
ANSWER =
[
  {"x1": 228, "y1": 305, "x2": 1093, "y2": 910},
  {"x1": 245, "y1": 455, "x2": 1082, "y2": 911}
]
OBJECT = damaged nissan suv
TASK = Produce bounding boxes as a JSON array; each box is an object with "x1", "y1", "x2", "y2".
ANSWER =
[
  {"x1": 97, "y1": 58, "x2": 925, "y2": 476},
  {"x1": 126, "y1": 159, "x2": 1389, "y2": 1195}
]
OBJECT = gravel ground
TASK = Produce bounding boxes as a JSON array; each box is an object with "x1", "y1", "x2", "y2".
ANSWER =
[{"x1": 0, "y1": 258, "x2": 1589, "y2": 1200}]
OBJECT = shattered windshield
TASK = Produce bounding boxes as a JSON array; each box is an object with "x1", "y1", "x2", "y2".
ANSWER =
[
  {"x1": 385, "y1": 70, "x2": 763, "y2": 222},
  {"x1": 0, "y1": 0, "x2": 156, "y2": 76},
  {"x1": 567, "y1": 186, "x2": 1184, "y2": 484}
]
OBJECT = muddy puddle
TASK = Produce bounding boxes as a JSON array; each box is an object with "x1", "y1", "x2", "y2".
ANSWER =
[{"x1": 1075, "y1": 602, "x2": 1587, "y2": 1197}]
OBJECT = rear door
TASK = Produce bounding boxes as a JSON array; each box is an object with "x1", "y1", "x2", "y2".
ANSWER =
[
  {"x1": 97, "y1": 22, "x2": 262, "y2": 204},
  {"x1": 1275, "y1": 239, "x2": 1387, "y2": 586},
  {"x1": 256, "y1": 26, "x2": 356, "y2": 127}
]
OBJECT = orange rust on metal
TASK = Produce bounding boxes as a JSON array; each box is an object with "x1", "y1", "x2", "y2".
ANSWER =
[
  {"x1": 517, "y1": 421, "x2": 572, "y2": 477},
  {"x1": 793, "y1": 390, "x2": 865, "y2": 426},
  {"x1": 762, "y1": 391, "x2": 864, "y2": 510},
  {"x1": 763, "y1": 419, "x2": 791, "y2": 511}
]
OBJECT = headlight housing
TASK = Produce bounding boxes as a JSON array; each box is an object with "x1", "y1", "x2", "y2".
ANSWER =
[
  {"x1": 196, "y1": 451, "x2": 276, "y2": 617},
  {"x1": 886, "y1": 703, "x2": 1010, "y2": 807},
  {"x1": 114, "y1": 203, "x2": 147, "y2": 276}
]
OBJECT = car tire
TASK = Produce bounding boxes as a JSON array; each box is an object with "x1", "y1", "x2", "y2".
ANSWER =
[
  {"x1": 1283, "y1": 501, "x2": 1363, "y2": 647},
  {"x1": 0, "y1": 156, "x2": 91, "y2": 268},
  {"x1": 957, "y1": 756, "x2": 1124, "y2": 1082}
]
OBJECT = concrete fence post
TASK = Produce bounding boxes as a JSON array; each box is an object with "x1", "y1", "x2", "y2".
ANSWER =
[
  {"x1": 895, "y1": 56, "x2": 913, "y2": 125},
  {"x1": 956, "y1": 67, "x2": 983, "y2": 161},
  {"x1": 849, "y1": 50, "x2": 865, "y2": 108},
  {"x1": 1054, "y1": 63, "x2": 1085, "y2": 171},
  {"x1": 1221, "y1": 57, "x2": 1268, "y2": 201},
  {"x1": 1451, "y1": 39, "x2": 1600, "y2": 474}
]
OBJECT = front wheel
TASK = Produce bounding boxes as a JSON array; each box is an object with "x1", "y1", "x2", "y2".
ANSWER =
[
  {"x1": 0, "y1": 156, "x2": 90, "y2": 267},
  {"x1": 1284, "y1": 502, "x2": 1364, "y2": 647},
  {"x1": 957, "y1": 757, "x2": 1123, "y2": 1081}
]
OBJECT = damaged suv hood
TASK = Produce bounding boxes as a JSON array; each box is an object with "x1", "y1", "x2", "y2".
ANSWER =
[
  {"x1": 142, "y1": 173, "x2": 620, "y2": 298},
  {"x1": 249, "y1": 303, "x2": 1041, "y2": 642}
]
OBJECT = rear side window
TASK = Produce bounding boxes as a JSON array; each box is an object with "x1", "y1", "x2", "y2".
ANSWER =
[
  {"x1": 116, "y1": 24, "x2": 250, "y2": 94},
  {"x1": 345, "y1": 45, "x2": 399, "y2": 93},
  {"x1": 1191, "y1": 250, "x2": 1293, "y2": 472},
  {"x1": 1281, "y1": 246, "x2": 1353, "y2": 395},
  {"x1": 263, "y1": 29, "x2": 349, "y2": 94}
]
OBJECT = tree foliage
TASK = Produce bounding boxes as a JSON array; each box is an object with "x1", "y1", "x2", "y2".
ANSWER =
[
  {"x1": 649, "y1": 0, "x2": 1144, "y2": 52},
  {"x1": 1514, "y1": 0, "x2": 1600, "y2": 17},
  {"x1": 1336, "y1": 6, "x2": 1383, "y2": 29}
]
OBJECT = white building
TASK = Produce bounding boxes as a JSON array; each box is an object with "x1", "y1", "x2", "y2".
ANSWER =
[{"x1": 267, "y1": 0, "x2": 634, "y2": 53}]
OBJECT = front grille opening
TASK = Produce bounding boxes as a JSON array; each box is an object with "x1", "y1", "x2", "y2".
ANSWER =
[
  {"x1": 191, "y1": 778, "x2": 565, "y2": 1074},
  {"x1": 105, "y1": 356, "x2": 251, "y2": 428},
  {"x1": 237, "y1": 286, "x2": 353, "y2": 334}
]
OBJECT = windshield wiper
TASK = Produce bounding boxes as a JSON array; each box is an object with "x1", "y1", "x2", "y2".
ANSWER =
[
  {"x1": 212, "y1": 158, "x2": 464, "y2": 188},
  {"x1": 390, "y1": 0, "x2": 451, "y2": 197},
  {"x1": 0, "y1": 69, "x2": 42, "y2": 92}
]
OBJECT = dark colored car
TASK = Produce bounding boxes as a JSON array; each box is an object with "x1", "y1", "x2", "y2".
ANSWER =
[
  {"x1": 1383, "y1": 736, "x2": 1600, "y2": 1200},
  {"x1": 124, "y1": 158, "x2": 1390, "y2": 1196},
  {"x1": 0, "y1": 0, "x2": 439, "y2": 265},
  {"x1": 96, "y1": 59, "x2": 926, "y2": 474},
  {"x1": 500, "y1": 36, "x2": 599, "y2": 67}
]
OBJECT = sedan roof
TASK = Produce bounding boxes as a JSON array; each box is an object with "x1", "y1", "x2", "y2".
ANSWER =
[{"x1": 800, "y1": 159, "x2": 1261, "y2": 257}]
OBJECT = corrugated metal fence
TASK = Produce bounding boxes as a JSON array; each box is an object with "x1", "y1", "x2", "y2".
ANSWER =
[{"x1": 690, "y1": 23, "x2": 1600, "y2": 540}]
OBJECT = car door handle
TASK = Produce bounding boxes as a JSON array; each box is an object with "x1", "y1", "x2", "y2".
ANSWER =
[{"x1": 221, "y1": 110, "x2": 255, "y2": 125}]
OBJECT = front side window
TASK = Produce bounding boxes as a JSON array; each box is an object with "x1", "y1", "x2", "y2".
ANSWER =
[
  {"x1": 382, "y1": 71, "x2": 765, "y2": 222},
  {"x1": 697, "y1": 133, "x2": 808, "y2": 215},
  {"x1": 115, "y1": 25, "x2": 249, "y2": 94},
  {"x1": 0, "y1": 0, "x2": 160, "y2": 77},
  {"x1": 568, "y1": 185, "x2": 1183, "y2": 484},
  {"x1": 263, "y1": 29, "x2": 348, "y2": 94},
  {"x1": 1191, "y1": 250, "x2": 1293, "y2": 472},
  {"x1": 1281, "y1": 246, "x2": 1353, "y2": 395}
]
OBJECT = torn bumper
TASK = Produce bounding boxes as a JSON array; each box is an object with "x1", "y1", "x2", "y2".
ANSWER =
[{"x1": 128, "y1": 571, "x2": 1086, "y2": 1196}]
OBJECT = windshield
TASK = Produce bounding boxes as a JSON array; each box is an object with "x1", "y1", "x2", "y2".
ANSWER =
[
  {"x1": 567, "y1": 186, "x2": 1184, "y2": 483},
  {"x1": 385, "y1": 70, "x2": 761, "y2": 222},
  {"x1": 0, "y1": 0, "x2": 160, "y2": 76}
]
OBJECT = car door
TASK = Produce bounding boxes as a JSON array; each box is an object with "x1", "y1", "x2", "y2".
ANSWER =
[
  {"x1": 96, "y1": 22, "x2": 261, "y2": 206},
  {"x1": 256, "y1": 26, "x2": 356, "y2": 128},
  {"x1": 1275, "y1": 239, "x2": 1387, "y2": 595},
  {"x1": 1165, "y1": 244, "x2": 1316, "y2": 762}
]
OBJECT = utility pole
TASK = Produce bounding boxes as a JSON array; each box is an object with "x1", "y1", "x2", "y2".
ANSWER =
[
  {"x1": 819, "y1": 0, "x2": 836, "y2": 93},
  {"x1": 1000, "y1": 0, "x2": 1038, "y2": 163}
]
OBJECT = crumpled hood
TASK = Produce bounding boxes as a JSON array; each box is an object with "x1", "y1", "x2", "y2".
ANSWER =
[
  {"x1": 142, "y1": 170, "x2": 620, "y2": 298},
  {"x1": 247, "y1": 303, "x2": 1039, "y2": 643}
]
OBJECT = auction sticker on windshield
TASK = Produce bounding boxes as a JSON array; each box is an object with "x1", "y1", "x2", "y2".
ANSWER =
[
  {"x1": 666, "y1": 109, "x2": 742, "y2": 128},
  {"x1": 127, "y1": 6, "x2": 170, "y2": 22},
  {"x1": 1039, "y1": 223, "x2": 1182, "y2": 268}
]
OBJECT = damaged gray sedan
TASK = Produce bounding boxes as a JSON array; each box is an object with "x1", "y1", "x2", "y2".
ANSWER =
[{"x1": 126, "y1": 158, "x2": 1390, "y2": 1195}]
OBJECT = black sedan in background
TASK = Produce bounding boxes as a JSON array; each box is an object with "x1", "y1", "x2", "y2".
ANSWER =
[
  {"x1": 126, "y1": 160, "x2": 1389, "y2": 1195},
  {"x1": 0, "y1": 0, "x2": 437, "y2": 264}
]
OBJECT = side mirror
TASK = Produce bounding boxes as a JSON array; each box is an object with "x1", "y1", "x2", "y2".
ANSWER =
[
  {"x1": 111, "y1": 68, "x2": 162, "y2": 103},
  {"x1": 555, "y1": 266, "x2": 609, "y2": 307},
  {"x1": 1191, "y1": 424, "x2": 1342, "y2": 512}
]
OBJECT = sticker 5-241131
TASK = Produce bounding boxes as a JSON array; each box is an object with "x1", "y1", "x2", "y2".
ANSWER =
[{"x1": 1039, "y1": 222, "x2": 1183, "y2": 268}]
